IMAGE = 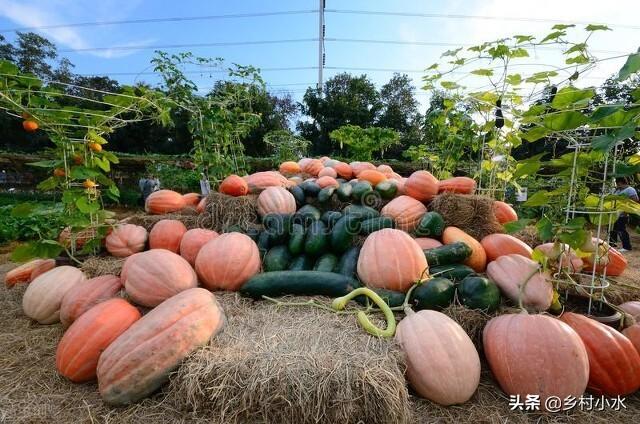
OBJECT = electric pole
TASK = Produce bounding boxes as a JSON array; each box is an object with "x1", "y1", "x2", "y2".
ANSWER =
[{"x1": 317, "y1": 0, "x2": 325, "y2": 94}]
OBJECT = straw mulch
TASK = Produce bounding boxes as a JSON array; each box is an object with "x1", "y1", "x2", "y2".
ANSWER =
[
  {"x1": 81, "y1": 255, "x2": 125, "y2": 277},
  {"x1": 126, "y1": 211, "x2": 201, "y2": 232},
  {"x1": 430, "y1": 193, "x2": 504, "y2": 240},
  {"x1": 198, "y1": 192, "x2": 259, "y2": 233},
  {"x1": 512, "y1": 225, "x2": 543, "y2": 248}
]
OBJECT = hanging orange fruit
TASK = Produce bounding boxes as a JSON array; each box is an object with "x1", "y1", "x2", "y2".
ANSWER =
[
  {"x1": 83, "y1": 179, "x2": 97, "y2": 189},
  {"x1": 23, "y1": 120, "x2": 38, "y2": 132},
  {"x1": 53, "y1": 168, "x2": 66, "y2": 177},
  {"x1": 72, "y1": 154, "x2": 84, "y2": 165},
  {"x1": 88, "y1": 142, "x2": 102, "y2": 153}
]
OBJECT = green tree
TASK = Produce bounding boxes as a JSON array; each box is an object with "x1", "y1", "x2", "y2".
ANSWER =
[
  {"x1": 264, "y1": 129, "x2": 310, "y2": 162},
  {"x1": 14, "y1": 32, "x2": 57, "y2": 79},
  {"x1": 329, "y1": 125, "x2": 399, "y2": 161}
]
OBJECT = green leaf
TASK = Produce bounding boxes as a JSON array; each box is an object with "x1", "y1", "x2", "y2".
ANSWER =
[
  {"x1": 488, "y1": 44, "x2": 510, "y2": 58},
  {"x1": 75, "y1": 197, "x2": 100, "y2": 214},
  {"x1": 504, "y1": 218, "x2": 532, "y2": 234},
  {"x1": 565, "y1": 43, "x2": 587, "y2": 55},
  {"x1": 37, "y1": 177, "x2": 58, "y2": 191},
  {"x1": 506, "y1": 74, "x2": 522, "y2": 85},
  {"x1": 542, "y1": 111, "x2": 587, "y2": 131},
  {"x1": 520, "y1": 126, "x2": 549, "y2": 142},
  {"x1": 426, "y1": 63, "x2": 438, "y2": 70},
  {"x1": 514, "y1": 35, "x2": 535, "y2": 44},
  {"x1": 558, "y1": 229, "x2": 588, "y2": 250},
  {"x1": 591, "y1": 104, "x2": 623, "y2": 121},
  {"x1": 93, "y1": 156, "x2": 110, "y2": 172},
  {"x1": 552, "y1": 24, "x2": 575, "y2": 30},
  {"x1": 27, "y1": 160, "x2": 60, "y2": 168},
  {"x1": 0, "y1": 60, "x2": 19, "y2": 75},
  {"x1": 514, "y1": 153, "x2": 545, "y2": 178},
  {"x1": 585, "y1": 24, "x2": 611, "y2": 32},
  {"x1": 541, "y1": 30, "x2": 566, "y2": 43},
  {"x1": 525, "y1": 71, "x2": 558, "y2": 83},
  {"x1": 592, "y1": 122, "x2": 637, "y2": 151},
  {"x1": 441, "y1": 47, "x2": 463, "y2": 57},
  {"x1": 551, "y1": 87, "x2": 594, "y2": 109},
  {"x1": 471, "y1": 68, "x2": 494, "y2": 76},
  {"x1": 11, "y1": 203, "x2": 37, "y2": 218},
  {"x1": 524, "y1": 190, "x2": 550, "y2": 207},
  {"x1": 10, "y1": 240, "x2": 63, "y2": 262},
  {"x1": 536, "y1": 217, "x2": 553, "y2": 241},
  {"x1": 509, "y1": 48, "x2": 529, "y2": 58},
  {"x1": 440, "y1": 81, "x2": 461, "y2": 90},
  {"x1": 565, "y1": 54, "x2": 590, "y2": 65},
  {"x1": 102, "y1": 151, "x2": 120, "y2": 164},
  {"x1": 618, "y1": 52, "x2": 640, "y2": 81},
  {"x1": 70, "y1": 166, "x2": 100, "y2": 180}
]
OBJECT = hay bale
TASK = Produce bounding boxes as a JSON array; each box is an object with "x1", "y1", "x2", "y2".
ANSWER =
[
  {"x1": 167, "y1": 294, "x2": 410, "y2": 424},
  {"x1": 430, "y1": 193, "x2": 503, "y2": 240},
  {"x1": 126, "y1": 212, "x2": 201, "y2": 232},
  {"x1": 81, "y1": 256, "x2": 124, "y2": 278},
  {"x1": 512, "y1": 226, "x2": 542, "y2": 248},
  {"x1": 198, "y1": 192, "x2": 259, "y2": 232}
]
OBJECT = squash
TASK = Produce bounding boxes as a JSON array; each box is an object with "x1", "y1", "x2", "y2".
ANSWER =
[
  {"x1": 316, "y1": 176, "x2": 340, "y2": 189},
  {"x1": 413, "y1": 238, "x2": 443, "y2": 250},
  {"x1": 619, "y1": 301, "x2": 640, "y2": 321},
  {"x1": 148, "y1": 219, "x2": 187, "y2": 253},
  {"x1": 179, "y1": 229, "x2": 219, "y2": 266},
  {"x1": 377, "y1": 164, "x2": 394, "y2": 175},
  {"x1": 438, "y1": 177, "x2": 476, "y2": 194},
  {"x1": 357, "y1": 228, "x2": 428, "y2": 292},
  {"x1": 396, "y1": 309, "x2": 480, "y2": 405},
  {"x1": 182, "y1": 192, "x2": 201, "y2": 207},
  {"x1": 405, "y1": 171, "x2": 439, "y2": 203},
  {"x1": 559, "y1": 312, "x2": 640, "y2": 396},
  {"x1": 486, "y1": 254, "x2": 552, "y2": 311},
  {"x1": 357, "y1": 170, "x2": 387, "y2": 186},
  {"x1": 480, "y1": 233, "x2": 533, "y2": 262},
  {"x1": 381, "y1": 196, "x2": 427, "y2": 232},
  {"x1": 97, "y1": 288, "x2": 225, "y2": 405},
  {"x1": 333, "y1": 161, "x2": 353, "y2": 179},
  {"x1": 244, "y1": 171, "x2": 287, "y2": 193},
  {"x1": 483, "y1": 313, "x2": 589, "y2": 410},
  {"x1": 318, "y1": 167, "x2": 338, "y2": 178},
  {"x1": 219, "y1": 174, "x2": 249, "y2": 196},
  {"x1": 145, "y1": 190, "x2": 185, "y2": 214},
  {"x1": 298, "y1": 157, "x2": 312, "y2": 170},
  {"x1": 493, "y1": 201, "x2": 518, "y2": 224},
  {"x1": 442, "y1": 227, "x2": 486, "y2": 272},
  {"x1": 350, "y1": 161, "x2": 376, "y2": 177},
  {"x1": 56, "y1": 298, "x2": 140, "y2": 383},
  {"x1": 458, "y1": 274, "x2": 501, "y2": 312},
  {"x1": 5, "y1": 259, "x2": 55, "y2": 288},
  {"x1": 533, "y1": 242, "x2": 584, "y2": 273},
  {"x1": 60, "y1": 274, "x2": 123, "y2": 328},
  {"x1": 302, "y1": 159, "x2": 324, "y2": 176},
  {"x1": 583, "y1": 239, "x2": 627, "y2": 276},
  {"x1": 623, "y1": 324, "x2": 640, "y2": 355},
  {"x1": 196, "y1": 197, "x2": 207, "y2": 214},
  {"x1": 279, "y1": 161, "x2": 301, "y2": 176},
  {"x1": 122, "y1": 249, "x2": 197, "y2": 307},
  {"x1": 257, "y1": 186, "x2": 297, "y2": 217},
  {"x1": 22, "y1": 266, "x2": 87, "y2": 324},
  {"x1": 106, "y1": 224, "x2": 147, "y2": 258},
  {"x1": 195, "y1": 232, "x2": 261, "y2": 291}
]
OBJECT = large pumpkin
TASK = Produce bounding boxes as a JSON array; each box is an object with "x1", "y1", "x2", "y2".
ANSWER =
[
  {"x1": 316, "y1": 176, "x2": 339, "y2": 189},
  {"x1": 97, "y1": 288, "x2": 225, "y2": 405},
  {"x1": 106, "y1": 224, "x2": 148, "y2": 258},
  {"x1": 333, "y1": 161, "x2": 353, "y2": 179},
  {"x1": 148, "y1": 219, "x2": 187, "y2": 253},
  {"x1": 396, "y1": 309, "x2": 480, "y2": 405},
  {"x1": 438, "y1": 177, "x2": 476, "y2": 194},
  {"x1": 583, "y1": 239, "x2": 627, "y2": 276},
  {"x1": 405, "y1": 171, "x2": 439, "y2": 203},
  {"x1": 559, "y1": 312, "x2": 640, "y2": 396},
  {"x1": 377, "y1": 164, "x2": 394, "y2": 175},
  {"x1": 182, "y1": 192, "x2": 201, "y2": 207},
  {"x1": 302, "y1": 159, "x2": 323, "y2": 176},
  {"x1": 121, "y1": 249, "x2": 197, "y2": 307},
  {"x1": 318, "y1": 167, "x2": 337, "y2": 178},
  {"x1": 60, "y1": 274, "x2": 123, "y2": 328},
  {"x1": 145, "y1": 190, "x2": 185, "y2": 214},
  {"x1": 442, "y1": 227, "x2": 486, "y2": 272},
  {"x1": 5, "y1": 259, "x2": 55, "y2": 288},
  {"x1": 483, "y1": 313, "x2": 589, "y2": 410},
  {"x1": 56, "y1": 299, "x2": 140, "y2": 383},
  {"x1": 493, "y1": 201, "x2": 518, "y2": 224},
  {"x1": 480, "y1": 233, "x2": 532, "y2": 262},
  {"x1": 623, "y1": 324, "x2": 640, "y2": 355},
  {"x1": 619, "y1": 301, "x2": 640, "y2": 321},
  {"x1": 179, "y1": 229, "x2": 219, "y2": 266},
  {"x1": 219, "y1": 174, "x2": 249, "y2": 196},
  {"x1": 350, "y1": 161, "x2": 376, "y2": 177},
  {"x1": 279, "y1": 161, "x2": 301, "y2": 176},
  {"x1": 244, "y1": 171, "x2": 288, "y2": 193},
  {"x1": 357, "y1": 170, "x2": 387, "y2": 186},
  {"x1": 534, "y1": 242, "x2": 584, "y2": 273},
  {"x1": 380, "y1": 196, "x2": 427, "y2": 232},
  {"x1": 195, "y1": 233, "x2": 261, "y2": 291},
  {"x1": 22, "y1": 266, "x2": 87, "y2": 324},
  {"x1": 256, "y1": 187, "x2": 297, "y2": 217},
  {"x1": 486, "y1": 254, "x2": 552, "y2": 311},
  {"x1": 357, "y1": 229, "x2": 428, "y2": 292}
]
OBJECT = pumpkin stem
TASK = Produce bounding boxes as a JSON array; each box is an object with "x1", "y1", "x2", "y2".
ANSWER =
[
  {"x1": 518, "y1": 267, "x2": 541, "y2": 312},
  {"x1": 332, "y1": 288, "x2": 396, "y2": 338}
]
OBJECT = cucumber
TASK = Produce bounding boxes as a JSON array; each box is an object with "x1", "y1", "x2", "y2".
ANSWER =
[
  {"x1": 318, "y1": 186, "x2": 336, "y2": 203},
  {"x1": 321, "y1": 211, "x2": 343, "y2": 228},
  {"x1": 423, "y1": 242, "x2": 472, "y2": 266},
  {"x1": 263, "y1": 213, "x2": 291, "y2": 245},
  {"x1": 240, "y1": 271, "x2": 359, "y2": 299},
  {"x1": 410, "y1": 278, "x2": 455, "y2": 311},
  {"x1": 289, "y1": 185, "x2": 306, "y2": 206},
  {"x1": 304, "y1": 220, "x2": 330, "y2": 257},
  {"x1": 352, "y1": 181, "x2": 373, "y2": 203},
  {"x1": 245, "y1": 227, "x2": 260, "y2": 242},
  {"x1": 458, "y1": 275, "x2": 501, "y2": 312},
  {"x1": 375, "y1": 180, "x2": 398, "y2": 199},
  {"x1": 336, "y1": 183, "x2": 353, "y2": 201},
  {"x1": 342, "y1": 204, "x2": 380, "y2": 220},
  {"x1": 313, "y1": 253, "x2": 339, "y2": 272},
  {"x1": 263, "y1": 245, "x2": 292, "y2": 272},
  {"x1": 415, "y1": 212, "x2": 445, "y2": 237},
  {"x1": 331, "y1": 215, "x2": 361, "y2": 254},
  {"x1": 300, "y1": 181, "x2": 321, "y2": 197},
  {"x1": 289, "y1": 255, "x2": 315, "y2": 271},
  {"x1": 354, "y1": 288, "x2": 406, "y2": 308},
  {"x1": 288, "y1": 224, "x2": 306, "y2": 256},
  {"x1": 257, "y1": 231, "x2": 270, "y2": 259},
  {"x1": 294, "y1": 204, "x2": 321, "y2": 226},
  {"x1": 334, "y1": 246, "x2": 360, "y2": 277},
  {"x1": 360, "y1": 216, "x2": 395, "y2": 235},
  {"x1": 429, "y1": 264, "x2": 475, "y2": 282}
]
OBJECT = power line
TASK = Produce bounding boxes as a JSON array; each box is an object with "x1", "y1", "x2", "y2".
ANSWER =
[{"x1": 75, "y1": 66, "x2": 319, "y2": 77}]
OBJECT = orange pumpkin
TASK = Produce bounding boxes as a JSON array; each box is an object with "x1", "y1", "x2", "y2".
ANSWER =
[
  {"x1": 357, "y1": 229, "x2": 428, "y2": 292},
  {"x1": 5, "y1": 259, "x2": 55, "y2": 288},
  {"x1": 481, "y1": 233, "x2": 532, "y2": 262},
  {"x1": 179, "y1": 229, "x2": 219, "y2": 266},
  {"x1": 350, "y1": 162, "x2": 376, "y2": 177},
  {"x1": 413, "y1": 238, "x2": 443, "y2": 250},
  {"x1": 106, "y1": 224, "x2": 147, "y2": 258},
  {"x1": 583, "y1": 240, "x2": 627, "y2": 276},
  {"x1": 380, "y1": 196, "x2": 426, "y2": 232},
  {"x1": 121, "y1": 249, "x2": 197, "y2": 307},
  {"x1": 619, "y1": 301, "x2": 640, "y2": 321},
  {"x1": 623, "y1": 324, "x2": 640, "y2": 355},
  {"x1": 318, "y1": 167, "x2": 338, "y2": 178},
  {"x1": 377, "y1": 164, "x2": 394, "y2": 175},
  {"x1": 302, "y1": 159, "x2": 324, "y2": 176},
  {"x1": 405, "y1": 171, "x2": 439, "y2": 203},
  {"x1": 357, "y1": 170, "x2": 388, "y2": 186},
  {"x1": 219, "y1": 174, "x2": 249, "y2": 196},
  {"x1": 333, "y1": 161, "x2": 353, "y2": 179},
  {"x1": 149, "y1": 219, "x2": 187, "y2": 253},
  {"x1": 279, "y1": 161, "x2": 301, "y2": 176},
  {"x1": 196, "y1": 197, "x2": 207, "y2": 214},
  {"x1": 22, "y1": 266, "x2": 87, "y2": 324},
  {"x1": 298, "y1": 158, "x2": 312, "y2": 170},
  {"x1": 145, "y1": 190, "x2": 185, "y2": 215},
  {"x1": 60, "y1": 274, "x2": 123, "y2": 328},
  {"x1": 493, "y1": 201, "x2": 518, "y2": 224},
  {"x1": 442, "y1": 227, "x2": 487, "y2": 272},
  {"x1": 257, "y1": 186, "x2": 297, "y2": 217},
  {"x1": 244, "y1": 171, "x2": 287, "y2": 193},
  {"x1": 56, "y1": 298, "x2": 140, "y2": 383},
  {"x1": 483, "y1": 313, "x2": 589, "y2": 410},
  {"x1": 182, "y1": 193, "x2": 201, "y2": 207},
  {"x1": 438, "y1": 177, "x2": 476, "y2": 194},
  {"x1": 316, "y1": 176, "x2": 340, "y2": 189},
  {"x1": 97, "y1": 288, "x2": 225, "y2": 405},
  {"x1": 23, "y1": 119, "x2": 38, "y2": 132},
  {"x1": 319, "y1": 156, "x2": 331, "y2": 163},
  {"x1": 195, "y1": 233, "x2": 261, "y2": 291}
]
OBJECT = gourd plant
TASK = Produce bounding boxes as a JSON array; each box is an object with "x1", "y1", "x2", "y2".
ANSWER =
[
  {"x1": 0, "y1": 59, "x2": 169, "y2": 261},
  {"x1": 264, "y1": 129, "x2": 311, "y2": 162},
  {"x1": 329, "y1": 124, "x2": 400, "y2": 161}
]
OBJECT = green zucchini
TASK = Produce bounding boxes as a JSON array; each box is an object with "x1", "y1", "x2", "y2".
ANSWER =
[
  {"x1": 415, "y1": 212, "x2": 445, "y2": 237},
  {"x1": 321, "y1": 211, "x2": 343, "y2": 228},
  {"x1": 289, "y1": 185, "x2": 306, "y2": 206},
  {"x1": 334, "y1": 246, "x2": 360, "y2": 277},
  {"x1": 423, "y1": 242, "x2": 472, "y2": 266},
  {"x1": 318, "y1": 186, "x2": 336, "y2": 203},
  {"x1": 360, "y1": 216, "x2": 395, "y2": 235},
  {"x1": 300, "y1": 181, "x2": 321, "y2": 197},
  {"x1": 288, "y1": 223, "x2": 306, "y2": 255},
  {"x1": 240, "y1": 271, "x2": 359, "y2": 299},
  {"x1": 257, "y1": 231, "x2": 270, "y2": 259},
  {"x1": 429, "y1": 264, "x2": 475, "y2": 282},
  {"x1": 352, "y1": 181, "x2": 373, "y2": 203},
  {"x1": 354, "y1": 288, "x2": 405, "y2": 308},
  {"x1": 263, "y1": 213, "x2": 291, "y2": 245},
  {"x1": 375, "y1": 180, "x2": 398, "y2": 199},
  {"x1": 313, "y1": 253, "x2": 339, "y2": 272},
  {"x1": 458, "y1": 274, "x2": 501, "y2": 312},
  {"x1": 295, "y1": 204, "x2": 321, "y2": 226},
  {"x1": 304, "y1": 220, "x2": 330, "y2": 257},
  {"x1": 410, "y1": 278, "x2": 455, "y2": 311},
  {"x1": 289, "y1": 255, "x2": 315, "y2": 271},
  {"x1": 331, "y1": 215, "x2": 361, "y2": 254},
  {"x1": 342, "y1": 204, "x2": 380, "y2": 220},
  {"x1": 263, "y1": 245, "x2": 292, "y2": 272},
  {"x1": 336, "y1": 183, "x2": 353, "y2": 201}
]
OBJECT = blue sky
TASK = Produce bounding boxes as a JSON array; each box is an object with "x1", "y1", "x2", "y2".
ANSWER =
[{"x1": 0, "y1": 0, "x2": 639, "y2": 110}]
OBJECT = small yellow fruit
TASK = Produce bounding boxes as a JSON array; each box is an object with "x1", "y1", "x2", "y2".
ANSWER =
[
  {"x1": 88, "y1": 142, "x2": 102, "y2": 153},
  {"x1": 53, "y1": 168, "x2": 66, "y2": 177},
  {"x1": 83, "y1": 179, "x2": 97, "y2": 189}
]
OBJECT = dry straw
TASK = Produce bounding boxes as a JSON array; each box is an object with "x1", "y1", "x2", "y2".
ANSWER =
[{"x1": 430, "y1": 193, "x2": 504, "y2": 240}]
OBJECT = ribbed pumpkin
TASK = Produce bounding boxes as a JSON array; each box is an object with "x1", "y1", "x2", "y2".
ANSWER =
[
  {"x1": 481, "y1": 233, "x2": 533, "y2": 262},
  {"x1": 182, "y1": 192, "x2": 201, "y2": 207},
  {"x1": 381, "y1": 195, "x2": 427, "y2": 232},
  {"x1": 148, "y1": 219, "x2": 187, "y2": 253},
  {"x1": 316, "y1": 176, "x2": 340, "y2": 189},
  {"x1": 623, "y1": 324, "x2": 640, "y2": 354},
  {"x1": 219, "y1": 174, "x2": 249, "y2": 196},
  {"x1": 350, "y1": 161, "x2": 376, "y2": 177},
  {"x1": 438, "y1": 177, "x2": 476, "y2": 194},
  {"x1": 22, "y1": 266, "x2": 87, "y2": 324},
  {"x1": 619, "y1": 301, "x2": 640, "y2": 321},
  {"x1": 244, "y1": 171, "x2": 288, "y2": 193},
  {"x1": 396, "y1": 309, "x2": 480, "y2": 405},
  {"x1": 333, "y1": 161, "x2": 353, "y2": 179},
  {"x1": 145, "y1": 190, "x2": 185, "y2": 215},
  {"x1": 195, "y1": 232, "x2": 261, "y2": 291},
  {"x1": 493, "y1": 201, "x2": 518, "y2": 224},
  {"x1": 56, "y1": 299, "x2": 140, "y2": 383},
  {"x1": 559, "y1": 312, "x2": 640, "y2": 396},
  {"x1": 302, "y1": 159, "x2": 323, "y2": 176},
  {"x1": 357, "y1": 170, "x2": 387, "y2": 186},
  {"x1": 257, "y1": 186, "x2": 297, "y2": 217},
  {"x1": 357, "y1": 229, "x2": 428, "y2": 292},
  {"x1": 318, "y1": 167, "x2": 338, "y2": 178},
  {"x1": 442, "y1": 227, "x2": 486, "y2": 272},
  {"x1": 60, "y1": 274, "x2": 123, "y2": 328},
  {"x1": 179, "y1": 229, "x2": 219, "y2": 266},
  {"x1": 298, "y1": 157, "x2": 312, "y2": 170},
  {"x1": 377, "y1": 164, "x2": 394, "y2": 175},
  {"x1": 413, "y1": 238, "x2": 443, "y2": 250},
  {"x1": 583, "y1": 240, "x2": 627, "y2": 276},
  {"x1": 97, "y1": 288, "x2": 225, "y2": 405},
  {"x1": 534, "y1": 242, "x2": 584, "y2": 272},
  {"x1": 405, "y1": 171, "x2": 439, "y2": 203},
  {"x1": 279, "y1": 161, "x2": 301, "y2": 176},
  {"x1": 486, "y1": 254, "x2": 552, "y2": 311},
  {"x1": 106, "y1": 224, "x2": 147, "y2": 258},
  {"x1": 5, "y1": 258, "x2": 55, "y2": 288},
  {"x1": 319, "y1": 156, "x2": 331, "y2": 163},
  {"x1": 122, "y1": 249, "x2": 197, "y2": 307},
  {"x1": 483, "y1": 313, "x2": 589, "y2": 410}
]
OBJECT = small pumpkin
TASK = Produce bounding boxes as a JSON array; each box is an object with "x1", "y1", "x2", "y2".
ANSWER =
[
  {"x1": 106, "y1": 224, "x2": 147, "y2": 258},
  {"x1": 583, "y1": 239, "x2": 627, "y2": 276},
  {"x1": 377, "y1": 164, "x2": 394, "y2": 175},
  {"x1": 302, "y1": 159, "x2": 324, "y2": 176},
  {"x1": 438, "y1": 177, "x2": 476, "y2": 194},
  {"x1": 60, "y1": 274, "x2": 123, "y2": 328},
  {"x1": 219, "y1": 174, "x2": 249, "y2": 196},
  {"x1": 279, "y1": 161, "x2": 301, "y2": 176},
  {"x1": 244, "y1": 171, "x2": 288, "y2": 193},
  {"x1": 442, "y1": 227, "x2": 486, "y2": 272},
  {"x1": 413, "y1": 238, "x2": 443, "y2": 250},
  {"x1": 182, "y1": 193, "x2": 201, "y2": 207},
  {"x1": 493, "y1": 201, "x2": 518, "y2": 224},
  {"x1": 22, "y1": 266, "x2": 87, "y2": 324},
  {"x1": 318, "y1": 167, "x2": 337, "y2": 178},
  {"x1": 5, "y1": 259, "x2": 55, "y2": 288},
  {"x1": 381, "y1": 195, "x2": 427, "y2": 232},
  {"x1": 619, "y1": 301, "x2": 640, "y2": 321},
  {"x1": 350, "y1": 161, "x2": 376, "y2": 177},
  {"x1": 405, "y1": 171, "x2": 439, "y2": 203},
  {"x1": 257, "y1": 186, "x2": 297, "y2": 217},
  {"x1": 145, "y1": 190, "x2": 185, "y2": 214},
  {"x1": 333, "y1": 161, "x2": 353, "y2": 179},
  {"x1": 623, "y1": 324, "x2": 640, "y2": 355},
  {"x1": 179, "y1": 229, "x2": 219, "y2": 266},
  {"x1": 481, "y1": 233, "x2": 533, "y2": 262},
  {"x1": 316, "y1": 176, "x2": 340, "y2": 189},
  {"x1": 357, "y1": 170, "x2": 387, "y2": 186},
  {"x1": 486, "y1": 254, "x2": 552, "y2": 311},
  {"x1": 148, "y1": 219, "x2": 187, "y2": 253}
]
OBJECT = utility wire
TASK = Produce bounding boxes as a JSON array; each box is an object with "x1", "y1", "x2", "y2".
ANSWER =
[{"x1": 76, "y1": 66, "x2": 318, "y2": 77}]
